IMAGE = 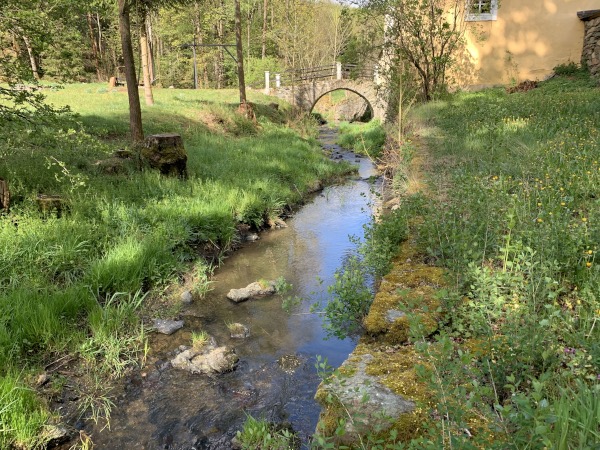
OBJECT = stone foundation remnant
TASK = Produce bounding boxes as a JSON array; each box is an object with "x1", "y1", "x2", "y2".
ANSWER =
[{"x1": 579, "y1": 10, "x2": 600, "y2": 77}]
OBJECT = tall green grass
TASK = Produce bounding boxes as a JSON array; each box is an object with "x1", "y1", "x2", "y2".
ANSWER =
[
  {"x1": 396, "y1": 70, "x2": 600, "y2": 447},
  {"x1": 337, "y1": 119, "x2": 386, "y2": 159},
  {"x1": 0, "y1": 84, "x2": 350, "y2": 446},
  {"x1": 0, "y1": 375, "x2": 50, "y2": 450}
]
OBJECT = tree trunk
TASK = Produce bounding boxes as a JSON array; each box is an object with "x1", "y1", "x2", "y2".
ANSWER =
[
  {"x1": 246, "y1": 8, "x2": 251, "y2": 65},
  {"x1": 0, "y1": 178, "x2": 10, "y2": 213},
  {"x1": 87, "y1": 13, "x2": 102, "y2": 81},
  {"x1": 97, "y1": 14, "x2": 103, "y2": 55},
  {"x1": 261, "y1": 0, "x2": 268, "y2": 59},
  {"x1": 22, "y1": 34, "x2": 40, "y2": 80},
  {"x1": 234, "y1": 0, "x2": 247, "y2": 107},
  {"x1": 194, "y1": 2, "x2": 209, "y2": 89},
  {"x1": 118, "y1": 0, "x2": 144, "y2": 142},
  {"x1": 11, "y1": 33, "x2": 20, "y2": 54},
  {"x1": 147, "y1": 12, "x2": 155, "y2": 84},
  {"x1": 217, "y1": 4, "x2": 225, "y2": 89},
  {"x1": 140, "y1": 10, "x2": 154, "y2": 106}
]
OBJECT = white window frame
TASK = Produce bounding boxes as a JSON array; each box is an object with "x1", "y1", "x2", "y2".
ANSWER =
[{"x1": 466, "y1": 0, "x2": 498, "y2": 22}]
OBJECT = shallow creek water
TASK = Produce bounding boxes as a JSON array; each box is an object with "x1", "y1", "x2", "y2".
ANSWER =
[{"x1": 88, "y1": 127, "x2": 379, "y2": 449}]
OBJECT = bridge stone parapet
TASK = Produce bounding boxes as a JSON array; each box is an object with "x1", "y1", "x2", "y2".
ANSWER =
[{"x1": 271, "y1": 79, "x2": 387, "y2": 121}]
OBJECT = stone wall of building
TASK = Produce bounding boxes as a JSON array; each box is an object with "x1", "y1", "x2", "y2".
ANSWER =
[{"x1": 583, "y1": 17, "x2": 600, "y2": 77}]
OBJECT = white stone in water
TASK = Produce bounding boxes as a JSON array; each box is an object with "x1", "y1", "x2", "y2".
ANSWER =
[
  {"x1": 274, "y1": 218, "x2": 288, "y2": 228},
  {"x1": 43, "y1": 425, "x2": 70, "y2": 447},
  {"x1": 171, "y1": 343, "x2": 238, "y2": 374},
  {"x1": 226, "y1": 281, "x2": 276, "y2": 303},
  {"x1": 229, "y1": 323, "x2": 250, "y2": 339}
]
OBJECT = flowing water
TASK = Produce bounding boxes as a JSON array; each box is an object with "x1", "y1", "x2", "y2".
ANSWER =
[{"x1": 87, "y1": 127, "x2": 379, "y2": 449}]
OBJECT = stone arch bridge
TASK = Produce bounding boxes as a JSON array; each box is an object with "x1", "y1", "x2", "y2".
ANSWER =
[{"x1": 264, "y1": 63, "x2": 388, "y2": 121}]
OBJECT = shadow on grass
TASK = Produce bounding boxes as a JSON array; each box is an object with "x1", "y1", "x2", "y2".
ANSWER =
[{"x1": 0, "y1": 90, "x2": 351, "y2": 363}]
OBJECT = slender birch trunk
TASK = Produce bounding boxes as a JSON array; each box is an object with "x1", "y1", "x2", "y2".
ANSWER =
[
  {"x1": 140, "y1": 10, "x2": 154, "y2": 106},
  {"x1": 261, "y1": 0, "x2": 268, "y2": 59},
  {"x1": 22, "y1": 34, "x2": 40, "y2": 80}
]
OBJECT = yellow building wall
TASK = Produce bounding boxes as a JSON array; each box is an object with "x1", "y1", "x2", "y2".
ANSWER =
[{"x1": 462, "y1": 0, "x2": 598, "y2": 87}]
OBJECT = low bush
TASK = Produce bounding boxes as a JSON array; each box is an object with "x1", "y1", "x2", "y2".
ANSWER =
[{"x1": 322, "y1": 207, "x2": 409, "y2": 339}]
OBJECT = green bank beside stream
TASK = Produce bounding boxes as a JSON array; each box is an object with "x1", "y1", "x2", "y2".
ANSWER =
[
  {"x1": 315, "y1": 70, "x2": 600, "y2": 449},
  {"x1": 0, "y1": 85, "x2": 351, "y2": 449}
]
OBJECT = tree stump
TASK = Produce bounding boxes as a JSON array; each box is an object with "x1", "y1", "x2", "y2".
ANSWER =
[
  {"x1": 108, "y1": 77, "x2": 117, "y2": 88},
  {"x1": 0, "y1": 178, "x2": 9, "y2": 213},
  {"x1": 37, "y1": 194, "x2": 65, "y2": 217},
  {"x1": 140, "y1": 133, "x2": 188, "y2": 178}
]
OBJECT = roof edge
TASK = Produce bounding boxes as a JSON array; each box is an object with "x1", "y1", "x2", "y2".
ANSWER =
[{"x1": 578, "y1": 10, "x2": 600, "y2": 21}]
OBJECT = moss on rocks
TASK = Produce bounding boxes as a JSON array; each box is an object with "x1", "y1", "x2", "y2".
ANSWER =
[
  {"x1": 363, "y1": 241, "x2": 449, "y2": 345},
  {"x1": 315, "y1": 240, "x2": 453, "y2": 446}
]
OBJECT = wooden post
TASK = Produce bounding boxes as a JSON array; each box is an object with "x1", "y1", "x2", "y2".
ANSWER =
[
  {"x1": 336, "y1": 62, "x2": 342, "y2": 80},
  {"x1": 264, "y1": 71, "x2": 270, "y2": 94}
]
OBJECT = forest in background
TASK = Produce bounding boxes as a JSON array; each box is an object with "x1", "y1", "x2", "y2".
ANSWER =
[{"x1": 0, "y1": 0, "x2": 380, "y2": 90}]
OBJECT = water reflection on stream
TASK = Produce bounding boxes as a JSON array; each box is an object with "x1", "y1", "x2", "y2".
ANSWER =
[{"x1": 89, "y1": 127, "x2": 379, "y2": 449}]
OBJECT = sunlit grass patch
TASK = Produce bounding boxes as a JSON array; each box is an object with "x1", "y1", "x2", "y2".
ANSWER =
[
  {"x1": 337, "y1": 119, "x2": 386, "y2": 159},
  {"x1": 191, "y1": 330, "x2": 210, "y2": 348},
  {"x1": 80, "y1": 291, "x2": 147, "y2": 379},
  {"x1": 236, "y1": 414, "x2": 299, "y2": 450},
  {"x1": 0, "y1": 373, "x2": 50, "y2": 450}
]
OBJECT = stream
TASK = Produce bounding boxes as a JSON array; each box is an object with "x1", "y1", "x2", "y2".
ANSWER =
[{"x1": 87, "y1": 127, "x2": 379, "y2": 449}]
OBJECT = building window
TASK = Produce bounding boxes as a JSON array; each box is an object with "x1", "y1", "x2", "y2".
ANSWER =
[{"x1": 466, "y1": 0, "x2": 498, "y2": 21}]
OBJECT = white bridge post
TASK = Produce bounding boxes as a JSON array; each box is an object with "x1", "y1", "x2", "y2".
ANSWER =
[
  {"x1": 275, "y1": 73, "x2": 281, "y2": 88},
  {"x1": 336, "y1": 62, "x2": 342, "y2": 80},
  {"x1": 264, "y1": 71, "x2": 270, "y2": 94}
]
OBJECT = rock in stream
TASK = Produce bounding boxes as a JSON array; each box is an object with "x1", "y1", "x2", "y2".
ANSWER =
[
  {"x1": 226, "y1": 280, "x2": 277, "y2": 303},
  {"x1": 171, "y1": 341, "x2": 238, "y2": 375}
]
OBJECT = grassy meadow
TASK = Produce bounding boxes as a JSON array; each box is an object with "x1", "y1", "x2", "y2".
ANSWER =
[
  {"x1": 396, "y1": 69, "x2": 600, "y2": 447},
  {"x1": 0, "y1": 84, "x2": 350, "y2": 448}
]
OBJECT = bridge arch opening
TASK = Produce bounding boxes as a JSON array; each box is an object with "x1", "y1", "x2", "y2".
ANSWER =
[{"x1": 310, "y1": 88, "x2": 374, "y2": 123}]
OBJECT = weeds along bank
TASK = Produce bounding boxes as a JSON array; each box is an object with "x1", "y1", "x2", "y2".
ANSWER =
[
  {"x1": 0, "y1": 84, "x2": 351, "y2": 449},
  {"x1": 310, "y1": 69, "x2": 600, "y2": 449},
  {"x1": 401, "y1": 69, "x2": 600, "y2": 448},
  {"x1": 336, "y1": 120, "x2": 386, "y2": 161}
]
